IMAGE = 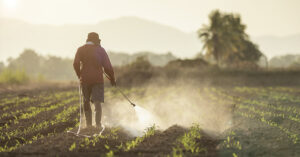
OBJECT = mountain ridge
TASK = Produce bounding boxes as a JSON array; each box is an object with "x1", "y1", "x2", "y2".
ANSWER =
[{"x1": 0, "y1": 16, "x2": 300, "y2": 62}]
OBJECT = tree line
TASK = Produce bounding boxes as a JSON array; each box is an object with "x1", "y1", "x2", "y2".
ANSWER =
[
  {"x1": 4, "y1": 49, "x2": 75, "y2": 80},
  {"x1": 0, "y1": 49, "x2": 177, "y2": 81}
]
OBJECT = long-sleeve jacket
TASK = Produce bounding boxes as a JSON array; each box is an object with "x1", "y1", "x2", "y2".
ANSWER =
[{"x1": 73, "y1": 44, "x2": 115, "y2": 85}]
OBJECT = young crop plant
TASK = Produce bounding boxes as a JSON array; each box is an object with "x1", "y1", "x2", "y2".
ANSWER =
[
  {"x1": 123, "y1": 124, "x2": 156, "y2": 151},
  {"x1": 172, "y1": 124, "x2": 207, "y2": 157},
  {"x1": 220, "y1": 131, "x2": 242, "y2": 156},
  {"x1": 69, "y1": 142, "x2": 76, "y2": 151},
  {"x1": 104, "y1": 144, "x2": 115, "y2": 157},
  {"x1": 74, "y1": 128, "x2": 124, "y2": 156},
  {"x1": 105, "y1": 127, "x2": 120, "y2": 140},
  {"x1": 73, "y1": 128, "x2": 124, "y2": 153}
]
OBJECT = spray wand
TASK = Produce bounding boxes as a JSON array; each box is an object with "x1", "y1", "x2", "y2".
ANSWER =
[
  {"x1": 116, "y1": 86, "x2": 136, "y2": 107},
  {"x1": 104, "y1": 73, "x2": 136, "y2": 107}
]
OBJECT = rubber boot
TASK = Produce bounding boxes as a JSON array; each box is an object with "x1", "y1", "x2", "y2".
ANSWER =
[
  {"x1": 85, "y1": 111, "x2": 92, "y2": 127},
  {"x1": 83, "y1": 98, "x2": 92, "y2": 127},
  {"x1": 94, "y1": 102, "x2": 102, "y2": 128}
]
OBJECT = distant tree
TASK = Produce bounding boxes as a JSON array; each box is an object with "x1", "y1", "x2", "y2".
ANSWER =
[
  {"x1": 269, "y1": 54, "x2": 300, "y2": 68},
  {"x1": 227, "y1": 40, "x2": 262, "y2": 63},
  {"x1": 198, "y1": 10, "x2": 262, "y2": 67},
  {"x1": 257, "y1": 54, "x2": 268, "y2": 69},
  {"x1": 128, "y1": 56, "x2": 152, "y2": 71},
  {"x1": 7, "y1": 49, "x2": 42, "y2": 75},
  {"x1": 289, "y1": 57, "x2": 300, "y2": 69},
  {"x1": 117, "y1": 56, "x2": 154, "y2": 86},
  {"x1": 41, "y1": 56, "x2": 75, "y2": 80},
  {"x1": 0, "y1": 62, "x2": 4, "y2": 72},
  {"x1": 7, "y1": 49, "x2": 76, "y2": 80},
  {"x1": 108, "y1": 51, "x2": 176, "y2": 66},
  {"x1": 290, "y1": 62, "x2": 300, "y2": 69},
  {"x1": 166, "y1": 58, "x2": 209, "y2": 68}
]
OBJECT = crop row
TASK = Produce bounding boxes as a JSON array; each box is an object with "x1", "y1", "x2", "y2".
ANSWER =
[
  {"x1": 0, "y1": 95, "x2": 80, "y2": 152},
  {"x1": 76, "y1": 123, "x2": 212, "y2": 157},
  {"x1": 0, "y1": 92, "x2": 78, "y2": 131},
  {"x1": 236, "y1": 111, "x2": 299, "y2": 144},
  {"x1": 234, "y1": 87, "x2": 300, "y2": 109},
  {"x1": 209, "y1": 87, "x2": 300, "y2": 116},
  {"x1": 0, "y1": 91, "x2": 49, "y2": 108},
  {"x1": 205, "y1": 87, "x2": 299, "y2": 144},
  {"x1": 0, "y1": 90, "x2": 76, "y2": 114},
  {"x1": 0, "y1": 91, "x2": 77, "y2": 120}
]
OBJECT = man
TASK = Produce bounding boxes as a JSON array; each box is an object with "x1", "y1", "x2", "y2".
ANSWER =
[{"x1": 73, "y1": 32, "x2": 116, "y2": 129}]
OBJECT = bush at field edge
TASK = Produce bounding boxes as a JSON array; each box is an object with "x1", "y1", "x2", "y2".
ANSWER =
[{"x1": 0, "y1": 68, "x2": 30, "y2": 85}]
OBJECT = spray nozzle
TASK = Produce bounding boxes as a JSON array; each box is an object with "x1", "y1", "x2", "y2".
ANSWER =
[{"x1": 131, "y1": 103, "x2": 136, "y2": 107}]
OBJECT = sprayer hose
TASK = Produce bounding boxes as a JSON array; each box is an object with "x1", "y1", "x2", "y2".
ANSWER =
[{"x1": 77, "y1": 84, "x2": 82, "y2": 134}]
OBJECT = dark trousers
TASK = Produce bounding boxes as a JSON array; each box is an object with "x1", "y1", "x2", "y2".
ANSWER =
[
  {"x1": 82, "y1": 83, "x2": 104, "y2": 127},
  {"x1": 83, "y1": 100, "x2": 102, "y2": 127}
]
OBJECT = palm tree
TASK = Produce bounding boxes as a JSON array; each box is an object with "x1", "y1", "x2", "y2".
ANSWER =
[
  {"x1": 198, "y1": 10, "x2": 225, "y2": 65},
  {"x1": 198, "y1": 10, "x2": 261, "y2": 66}
]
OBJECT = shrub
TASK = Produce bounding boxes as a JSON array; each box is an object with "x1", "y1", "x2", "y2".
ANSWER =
[
  {"x1": 116, "y1": 56, "x2": 155, "y2": 86},
  {"x1": 0, "y1": 68, "x2": 30, "y2": 85}
]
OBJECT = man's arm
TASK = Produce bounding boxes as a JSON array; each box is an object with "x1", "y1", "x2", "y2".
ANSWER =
[
  {"x1": 101, "y1": 48, "x2": 116, "y2": 85},
  {"x1": 73, "y1": 48, "x2": 81, "y2": 79}
]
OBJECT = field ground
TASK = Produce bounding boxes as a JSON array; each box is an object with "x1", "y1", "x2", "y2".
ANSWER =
[{"x1": 0, "y1": 83, "x2": 299, "y2": 157}]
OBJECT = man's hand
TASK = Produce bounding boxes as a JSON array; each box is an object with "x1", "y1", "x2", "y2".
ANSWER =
[
  {"x1": 110, "y1": 79, "x2": 116, "y2": 86},
  {"x1": 79, "y1": 77, "x2": 82, "y2": 84}
]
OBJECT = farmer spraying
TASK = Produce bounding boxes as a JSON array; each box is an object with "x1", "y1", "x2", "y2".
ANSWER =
[{"x1": 73, "y1": 32, "x2": 116, "y2": 130}]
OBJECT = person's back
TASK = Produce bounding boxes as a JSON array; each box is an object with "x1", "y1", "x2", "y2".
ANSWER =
[
  {"x1": 75, "y1": 44, "x2": 114, "y2": 85},
  {"x1": 73, "y1": 32, "x2": 116, "y2": 130},
  {"x1": 76, "y1": 44, "x2": 101, "y2": 84}
]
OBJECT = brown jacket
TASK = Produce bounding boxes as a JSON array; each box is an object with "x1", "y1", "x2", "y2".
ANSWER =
[{"x1": 73, "y1": 44, "x2": 115, "y2": 85}]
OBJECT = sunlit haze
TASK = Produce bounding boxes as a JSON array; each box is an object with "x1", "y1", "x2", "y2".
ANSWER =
[
  {"x1": 2, "y1": 0, "x2": 17, "y2": 8},
  {"x1": 1, "y1": 0, "x2": 299, "y2": 36},
  {"x1": 0, "y1": 0, "x2": 300, "y2": 62}
]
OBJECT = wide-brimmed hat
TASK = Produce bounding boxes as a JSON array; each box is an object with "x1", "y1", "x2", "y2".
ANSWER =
[{"x1": 86, "y1": 32, "x2": 100, "y2": 44}]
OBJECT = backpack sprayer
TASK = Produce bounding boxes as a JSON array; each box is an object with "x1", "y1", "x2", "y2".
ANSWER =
[{"x1": 67, "y1": 74, "x2": 136, "y2": 137}]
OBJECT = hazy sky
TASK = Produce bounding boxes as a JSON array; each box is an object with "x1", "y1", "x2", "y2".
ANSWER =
[{"x1": 0, "y1": 0, "x2": 299, "y2": 36}]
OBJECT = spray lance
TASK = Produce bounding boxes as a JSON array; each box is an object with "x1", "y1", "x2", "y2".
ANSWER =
[
  {"x1": 104, "y1": 73, "x2": 136, "y2": 107},
  {"x1": 105, "y1": 73, "x2": 156, "y2": 129},
  {"x1": 116, "y1": 86, "x2": 136, "y2": 107}
]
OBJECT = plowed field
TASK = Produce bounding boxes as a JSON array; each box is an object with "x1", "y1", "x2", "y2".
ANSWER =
[{"x1": 0, "y1": 85, "x2": 299, "y2": 157}]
